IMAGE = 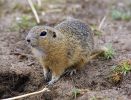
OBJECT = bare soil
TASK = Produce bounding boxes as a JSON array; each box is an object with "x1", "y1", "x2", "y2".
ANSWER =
[{"x1": 0, "y1": 0, "x2": 131, "y2": 100}]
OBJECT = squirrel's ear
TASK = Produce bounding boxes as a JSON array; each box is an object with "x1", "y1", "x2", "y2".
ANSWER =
[
  {"x1": 47, "y1": 29, "x2": 57, "y2": 38},
  {"x1": 53, "y1": 31, "x2": 56, "y2": 38}
]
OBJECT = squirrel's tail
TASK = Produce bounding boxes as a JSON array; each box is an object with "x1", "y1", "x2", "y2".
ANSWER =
[{"x1": 89, "y1": 46, "x2": 108, "y2": 60}]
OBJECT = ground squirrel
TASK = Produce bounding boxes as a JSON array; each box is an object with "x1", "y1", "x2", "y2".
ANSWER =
[{"x1": 26, "y1": 19, "x2": 107, "y2": 86}]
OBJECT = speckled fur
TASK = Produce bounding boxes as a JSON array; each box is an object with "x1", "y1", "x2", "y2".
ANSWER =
[{"x1": 26, "y1": 19, "x2": 95, "y2": 85}]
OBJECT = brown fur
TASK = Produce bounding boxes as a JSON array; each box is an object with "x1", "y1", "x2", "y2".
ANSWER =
[{"x1": 26, "y1": 19, "x2": 106, "y2": 86}]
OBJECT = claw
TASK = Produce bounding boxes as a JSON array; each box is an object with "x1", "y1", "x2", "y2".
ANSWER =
[
  {"x1": 69, "y1": 69, "x2": 76, "y2": 76},
  {"x1": 44, "y1": 74, "x2": 50, "y2": 82},
  {"x1": 44, "y1": 72, "x2": 50, "y2": 82},
  {"x1": 64, "y1": 69, "x2": 77, "y2": 76}
]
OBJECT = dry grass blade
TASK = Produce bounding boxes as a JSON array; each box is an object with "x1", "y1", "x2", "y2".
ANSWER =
[
  {"x1": 28, "y1": 0, "x2": 40, "y2": 23},
  {"x1": 2, "y1": 88, "x2": 50, "y2": 100},
  {"x1": 37, "y1": 0, "x2": 41, "y2": 7},
  {"x1": 99, "y1": 16, "x2": 106, "y2": 30}
]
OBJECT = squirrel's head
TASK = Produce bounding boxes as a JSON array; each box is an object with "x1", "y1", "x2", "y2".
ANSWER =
[{"x1": 26, "y1": 26, "x2": 58, "y2": 49}]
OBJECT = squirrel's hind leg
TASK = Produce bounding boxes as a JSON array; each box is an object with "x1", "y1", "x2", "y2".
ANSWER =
[{"x1": 64, "y1": 59, "x2": 87, "y2": 76}]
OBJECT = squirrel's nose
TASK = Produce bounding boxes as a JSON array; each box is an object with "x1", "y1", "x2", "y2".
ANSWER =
[{"x1": 26, "y1": 39, "x2": 31, "y2": 43}]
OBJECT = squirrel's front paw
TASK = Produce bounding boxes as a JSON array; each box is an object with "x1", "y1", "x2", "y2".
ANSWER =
[
  {"x1": 46, "y1": 77, "x2": 60, "y2": 86},
  {"x1": 44, "y1": 72, "x2": 50, "y2": 82}
]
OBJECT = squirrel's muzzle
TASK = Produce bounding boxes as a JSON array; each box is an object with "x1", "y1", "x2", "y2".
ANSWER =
[{"x1": 26, "y1": 36, "x2": 37, "y2": 48}]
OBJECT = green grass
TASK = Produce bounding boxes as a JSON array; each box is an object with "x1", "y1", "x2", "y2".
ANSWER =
[
  {"x1": 98, "y1": 44, "x2": 115, "y2": 60},
  {"x1": 122, "y1": 11, "x2": 131, "y2": 21},
  {"x1": 72, "y1": 88, "x2": 80, "y2": 99},
  {"x1": 111, "y1": 10, "x2": 122, "y2": 20},
  {"x1": 91, "y1": 24, "x2": 101, "y2": 35},
  {"x1": 11, "y1": 3, "x2": 22, "y2": 10},
  {"x1": 11, "y1": 2, "x2": 45, "y2": 14},
  {"x1": 111, "y1": 9, "x2": 131, "y2": 21},
  {"x1": 92, "y1": 95, "x2": 97, "y2": 100},
  {"x1": 110, "y1": 61, "x2": 131, "y2": 83},
  {"x1": 11, "y1": 15, "x2": 36, "y2": 31}
]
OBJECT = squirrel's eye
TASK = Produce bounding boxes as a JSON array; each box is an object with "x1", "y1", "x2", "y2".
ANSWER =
[{"x1": 40, "y1": 31, "x2": 47, "y2": 36}]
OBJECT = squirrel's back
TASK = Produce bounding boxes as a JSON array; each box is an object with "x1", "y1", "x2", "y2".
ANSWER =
[{"x1": 55, "y1": 19, "x2": 94, "y2": 56}]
